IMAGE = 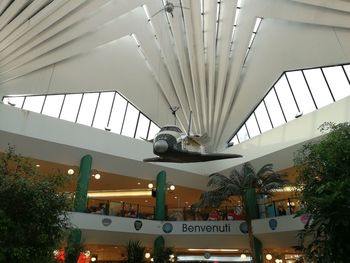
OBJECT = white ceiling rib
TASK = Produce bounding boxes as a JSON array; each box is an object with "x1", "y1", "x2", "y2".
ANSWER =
[
  {"x1": 166, "y1": 3, "x2": 200, "y2": 133},
  {"x1": 0, "y1": 0, "x2": 31, "y2": 32},
  {"x1": 190, "y1": 0, "x2": 208, "y2": 133},
  {"x1": 212, "y1": 0, "x2": 236, "y2": 138},
  {"x1": 205, "y1": 0, "x2": 217, "y2": 138},
  {"x1": 0, "y1": 0, "x2": 51, "y2": 44},
  {"x1": 0, "y1": 0, "x2": 13, "y2": 16},
  {"x1": 0, "y1": 0, "x2": 86, "y2": 55},
  {"x1": 182, "y1": 0, "x2": 205, "y2": 134},
  {"x1": 0, "y1": 0, "x2": 106, "y2": 70},
  {"x1": 1, "y1": 0, "x2": 350, "y2": 152}
]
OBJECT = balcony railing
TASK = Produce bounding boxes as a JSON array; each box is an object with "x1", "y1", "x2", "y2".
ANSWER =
[{"x1": 84, "y1": 197, "x2": 301, "y2": 221}]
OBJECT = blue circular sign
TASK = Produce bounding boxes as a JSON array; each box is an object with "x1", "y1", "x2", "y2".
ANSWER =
[
  {"x1": 162, "y1": 222, "x2": 173, "y2": 233},
  {"x1": 269, "y1": 218, "x2": 278, "y2": 230},
  {"x1": 102, "y1": 218, "x2": 112, "y2": 226},
  {"x1": 239, "y1": 222, "x2": 248, "y2": 234}
]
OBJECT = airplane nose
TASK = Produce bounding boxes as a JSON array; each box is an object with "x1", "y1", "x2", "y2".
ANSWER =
[{"x1": 154, "y1": 140, "x2": 168, "y2": 153}]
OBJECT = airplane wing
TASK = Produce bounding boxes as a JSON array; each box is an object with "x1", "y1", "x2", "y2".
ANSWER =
[
  {"x1": 182, "y1": 152, "x2": 242, "y2": 162},
  {"x1": 143, "y1": 157, "x2": 172, "y2": 162},
  {"x1": 143, "y1": 151, "x2": 242, "y2": 163},
  {"x1": 140, "y1": 137, "x2": 154, "y2": 143}
]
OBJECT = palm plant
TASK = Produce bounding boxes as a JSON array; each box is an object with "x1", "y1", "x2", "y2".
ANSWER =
[
  {"x1": 124, "y1": 240, "x2": 147, "y2": 263},
  {"x1": 197, "y1": 162, "x2": 288, "y2": 263},
  {"x1": 153, "y1": 245, "x2": 174, "y2": 263}
]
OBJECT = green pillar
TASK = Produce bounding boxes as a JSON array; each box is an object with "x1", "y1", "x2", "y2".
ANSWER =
[
  {"x1": 155, "y1": 171, "x2": 166, "y2": 220},
  {"x1": 67, "y1": 155, "x2": 92, "y2": 262},
  {"x1": 74, "y1": 154, "x2": 92, "y2": 212},
  {"x1": 66, "y1": 229, "x2": 82, "y2": 263},
  {"x1": 153, "y1": 236, "x2": 165, "y2": 263},
  {"x1": 244, "y1": 188, "x2": 258, "y2": 219},
  {"x1": 244, "y1": 188, "x2": 262, "y2": 263},
  {"x1": 254, "y1": 237, "x2": 263, "y2": 263}
]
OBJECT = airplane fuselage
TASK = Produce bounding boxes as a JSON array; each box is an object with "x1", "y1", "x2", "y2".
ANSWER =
[{"x1": 143, "y1": 125, "x2": 242, "y2": 163}]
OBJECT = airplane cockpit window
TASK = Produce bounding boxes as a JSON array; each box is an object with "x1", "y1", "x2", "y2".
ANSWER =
[{"x1": 160, "y1": 126, "x2": 182, "y2": 133}]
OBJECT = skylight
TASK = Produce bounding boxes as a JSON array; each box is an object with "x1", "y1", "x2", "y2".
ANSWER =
[
  {"x1": 228, "y1": 63, "x2": 350, "y2": 145},
  {"x1": 2, "y1": 91, "x2": 160, "y2": 141}
]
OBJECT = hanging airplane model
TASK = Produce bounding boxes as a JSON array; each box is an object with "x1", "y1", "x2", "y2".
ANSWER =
[{"x1": 143, "y1": 112, "x2": 242, "y2": 163}]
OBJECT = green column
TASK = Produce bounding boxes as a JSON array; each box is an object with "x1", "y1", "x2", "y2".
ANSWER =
[
  {"x1": 254, "y1": 236, "x2": 263, "y2": 263},
  {"x1": 155, "y1": 171, "x2": 166, "y2": 220},
  {"x1": 244, "y1": 188, "x2": 258, "y2": 219},
  {"x1": 153, "y1": 236, "x2": 165, "y2": 263},
  {"x1": 73, "y1": 154, "x2": 92, "y2": 212},
  {"x1": 65, "y1": 229, "x2": 82, "y2": 263},
  {"x1": 67, "y1": 155, "x2": 92, "y2": 262},
  {"x1": 244, "y1": 188, "x2": 262, "y2": 263}
]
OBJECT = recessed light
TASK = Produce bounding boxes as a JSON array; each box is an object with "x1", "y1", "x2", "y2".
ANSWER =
[
  {"x1": 137, "y1": 182, "x2": 141, "y2": 185},
  {"x1": 67, "y1": 169, "x2": 74, "y2": 175},
  {"x1": 95, "y1": 173, "x2": 101, "y2": 180},
  {"x1": 35, "y1": 164, "x2": 40, "y2": 167}
]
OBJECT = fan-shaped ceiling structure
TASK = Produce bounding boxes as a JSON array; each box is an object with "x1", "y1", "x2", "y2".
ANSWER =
[{"x1": 1, "y1": 0, "x2": 350, "y2": 151}]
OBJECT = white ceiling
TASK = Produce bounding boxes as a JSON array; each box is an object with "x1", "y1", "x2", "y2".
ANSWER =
[{"x1": 1, "y1": 0, "x2": 350, "y2": 152}]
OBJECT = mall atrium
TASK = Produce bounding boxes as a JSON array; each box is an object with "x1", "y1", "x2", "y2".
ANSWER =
[{"x1": 0, "y1": 0, "x2": 350, "y2": 262}]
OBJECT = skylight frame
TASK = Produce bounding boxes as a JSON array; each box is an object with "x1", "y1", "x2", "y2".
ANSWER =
[
  {"x1": 227, "y1": 62, "x2": 350, "y2": 146},
  {"x1": 2, "y1": 90, "x2": 160, "y2": 141}
]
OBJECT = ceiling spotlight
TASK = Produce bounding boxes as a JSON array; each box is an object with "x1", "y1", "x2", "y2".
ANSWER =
[
  {"x1": 35, "y1": 164, "x2": 40, "y2": 167},
  {"x1": 67, "y1": 169, "x2": 74, "y2": 175},
  {"x1": 266, "y1": 254, "x2": 273, "y2": 260},
  {"x1": 145, "y1": 252, "x2": 151, "y2": 259},
  {"x1": 94, "y1": 173, "x2": 101, "y2": 180},
  {"x1": 169, "y1": 184, "x2": 175, "y2": 191},
  {"x1": 148, "y1": 183, "x2": 154, "y2": 189},
  {"x1": 91, "y1": 256, "x2": 97, "y2": 262}
]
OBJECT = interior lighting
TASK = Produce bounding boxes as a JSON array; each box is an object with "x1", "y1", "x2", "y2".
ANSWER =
[
  {"x1": 240, "y1": 253, "x2": 247, "y2": 259},
  {"x1": 67, "y1": 169, "x2": 74, "y2": 175},
  {"x1": 87, "y1": 189, "x2": 152, "y2": 198},
  {"x1": 145, "y1": 252, "x2": 151, "y2": 259},
  {"x1": 91, "y1": 256, "x2": 97, "y2": 262},
  {"x1": 148, "y1": 183, "x2": 154, "y2": 189},
  {"x1": 266, "y1": 254, "x2": 273, "y2": 260},
  {"x1": 169, "y1": 184, "x2": 175, "y2": 191},
  {"x1": 187, "y1": 248, "x2": 239, "y2": 252},
  {"x1": 94, "y1": 173, "x2": 101, "y2": 180},
  {"x1": 35, "y1": 164, "x2": 40, "y2": 167}
]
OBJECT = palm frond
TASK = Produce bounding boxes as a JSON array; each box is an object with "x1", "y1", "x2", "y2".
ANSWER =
[{"x1": 198, "y1": 162, "x2": 287, "y2": 208}]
